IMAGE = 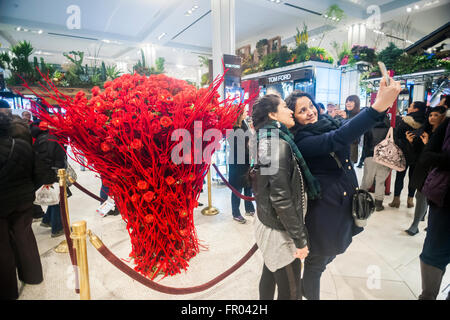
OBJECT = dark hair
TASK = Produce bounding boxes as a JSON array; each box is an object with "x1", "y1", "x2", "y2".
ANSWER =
[
  {"x1": 0, "y1": 99, "x2": 11, "y2": 109},
  {"x1": 429, "y1": 105, "x2": 447, "y2": 115},
  {"x1": 251, "y1": 94, "x2": 282, "y2": 130},
  {"x1": 412, "y1": 101, "x2": 427, "y2": 114},
  {"x1": 317, "y1": 103, "x2": 325, "y2": 110},
  {"x1": 439, "y1": 95, "x2": 450, "y2": 108},
  {"x1": 285, "y1": 91, "x2": 319, "y2": 114},
  {"x1": 0, "y1": 112, "x2": 12, "y2": 137},
  {"x1": 345, "y1": 95, "x2": 360, "y2": 117}
]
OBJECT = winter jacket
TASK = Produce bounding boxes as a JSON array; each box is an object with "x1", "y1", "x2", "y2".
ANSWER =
[
  {"x1": 394, "y1": 112, "x2": 425, "y2": 166},
  {"x1": 294, "y1": 107, "x2": 385, "y2": 256},
  {"x1": 362, "y1": 114, "x2": 391, "y2": 157},
  {"x1": 0, "y1": 137, "x2": 50, "y2": 216},
  {"x1": 411, "y1": 116, "x2": 450, "y2": 198},
  {"x1": 32, "y1": 128, "x2": 67, "y2": 183},
  {"x1": 253, "y1": 136, "x2": 308, "y2": 249}
]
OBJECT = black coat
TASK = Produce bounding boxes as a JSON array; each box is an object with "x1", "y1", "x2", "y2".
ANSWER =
[
  {"x1": 253, "y1": 136, "x2": 308, "y2": 249},
  {"x1": 394, "y1": 113, "x2": 425, "y2": 166},
  {"x1": 0, "y1": 137, "x2": 50, "y2": 216},
  {"x1": 294, "y1": 107, "x2": 384, "y2": 256},
  {"x1": 227, "y1": 121, "x2": 252, "y2": 188},
  {"x1": 411, "y1": 117, "x2": 450, "y2": 199}
]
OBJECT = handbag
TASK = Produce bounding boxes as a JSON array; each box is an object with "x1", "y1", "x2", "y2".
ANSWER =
[
  {"x1": 330, "y1": 152, "x2": 375, "y2": 227},
  {"x1": 373, "y1": 127, "x2": 406, "y2": 172},
  {"x1": 34, "y1": 184, "x2": 60, "y2": 206},
  {"x1": 65, "y1": 162, "x2": 77, "y2": 187}
]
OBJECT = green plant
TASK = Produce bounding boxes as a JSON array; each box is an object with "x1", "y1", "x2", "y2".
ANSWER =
[
  {"x1": 294, "y1": 43, "x2": 309, "y2": 63},
  {"x1": 105, "y1": 64, "x2": 122, "y2": 80},
  {"x1": 256, "y1": 39, "x2": 269, "y2": 58},
  {"x1": 295, "y1": 23, "x2": 308, "y2": 46},
  {"x1": 376, "y1": 42, "x2": 403, "y2": 71},
  {"x1": 261, "y1": 52, "x2": 279, "y2": 71}
]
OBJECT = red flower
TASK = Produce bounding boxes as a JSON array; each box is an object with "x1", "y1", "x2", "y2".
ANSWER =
[
  {"x1": 144, "y1": 214, "x2": 154, "y2": 224},
  {"x1": 187, "y1": 173, "x2": 195, "y2": 181},
  {"x1": 143, "y1": 191, "x2": 154, "y2": 202},
  {"x1": 179, "y1": 229, "x2": 188, "y2": 237},
  {"x1": 179, "y1": 211, "x2": 188, "y2": 218},
  {"x1": 39, "y1": 121, "x2": 49, "y2": 131},
  {"x1": 137, "y1": 180, "x2": 148, "y2": 190},
  {"x1": 112, "y1": 118, "x2": 122, "y2": 127},
  {"x1": 131, "y1": 194, "x2": 140, "y2": 202},
  {"x1": 165, "y1": 176, "x2": 175, "y2": 185},
  {"x1": 130, "y1": 139, "x2": 143, "y2": 150},
  {"x1": 160, "y1": 116, "x2": 173, "y2": 128},
  {"x1": 91, "y1": 86, "x2": 101, "y2": 96},
  {"x1": 101, "y1": 142, "x2": 112, "y2": 152}
]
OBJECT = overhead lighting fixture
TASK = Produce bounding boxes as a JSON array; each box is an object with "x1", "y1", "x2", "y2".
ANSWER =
[
  {"x1": 37, "y1": 29, "x2": 43, "y2": 34},
  {"x1": 185, "y1": 4, "x2": 200, "y2": 16},
  {"x1": 267, "y1": 0, "x2": 282, "y2": 3},
  {"x1": 158, "y1": 32, "x2": 167, "y2": 40},
  {"x1": 15, "y1": 26, "x2": 21, "y2": 31},
  {"x1": 414, "y1": 4, "x2": 420, "y2": 9},
  {"x1": 406, "y1": 7, "x2": 412, "y2": 12}
]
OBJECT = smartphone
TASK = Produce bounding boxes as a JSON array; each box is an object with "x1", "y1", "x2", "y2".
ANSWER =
[
  {"x1": 412, "y1": 127, "x2": 424, "y2": 137},
  {"x1": 378, "y1": 61, "x2": 390, "y2": 86}
]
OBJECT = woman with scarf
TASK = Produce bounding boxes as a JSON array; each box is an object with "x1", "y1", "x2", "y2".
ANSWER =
[
  {"x1": 251, "y1": 94, "x2": 321, "y2": 300},
  {"x1": 345, "y1": 95, "x2": 362, "y2": 164},
  {"x1": 286, "y1": 77, "x2": 401, "y2": 300},
  {"x1": 388, "y1": 101, "x2": 427, "y2": 209}
]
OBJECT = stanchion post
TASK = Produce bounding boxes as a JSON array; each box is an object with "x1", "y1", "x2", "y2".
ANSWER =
[
  {"x1": 201, "y1": 167, "x2": 219, "y2": 216},
  {"x1": 55, "y1": 169, "x2": 69, "y2": 253},
  {"x1": 71, "y1": 221, "x2": 91, "y2": 300}
]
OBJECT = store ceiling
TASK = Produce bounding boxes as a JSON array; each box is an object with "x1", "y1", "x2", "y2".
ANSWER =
[{"x1": 0, "y1": 0, "x2": 449, "y2": 69}]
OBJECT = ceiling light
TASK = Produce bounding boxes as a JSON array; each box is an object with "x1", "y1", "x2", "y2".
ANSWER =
[
  {"x1": 37, "y1": 29, "x2": 43, "y2": 34},
  {"x1": 15, "y1": 26, "x2": 21, "y2": 31},
  {"x1": 23, "y1": 28, "x2": 29, "y2": 32},
  {"x1": 406, "y1": 7, "x2": 412, "y2": 12},
  {"x1": 414, "y1": 4, "x2": 420, "y2": 9},
  {"x1": 158, "y1": 32, "x2": 166, "y2": 40}
]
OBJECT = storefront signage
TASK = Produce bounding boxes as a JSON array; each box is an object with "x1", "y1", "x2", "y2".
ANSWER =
[{"x1": 268, "y1": 73, "x2": 292, "y2": 83}]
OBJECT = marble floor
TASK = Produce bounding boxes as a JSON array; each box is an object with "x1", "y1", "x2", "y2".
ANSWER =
[{"x1": 18, "y1": 160, "x2": 449, "y2": 300}]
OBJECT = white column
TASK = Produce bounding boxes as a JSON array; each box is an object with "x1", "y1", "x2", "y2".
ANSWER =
[
  {"x1": 211, "y1": 0, "x2": 235, "y2": 98},
  {"x1": 352, "y1": 24, "x2": 360, "y2": 45},
  {"x1": 142, "y1": 43, "x2": 156, "y2": 68},
  {"x1": 359, "y1": 24, "x2": 366, "y2": 46},
  {"x1": 347, "y1": 26, "x2": 353, "y2": 46}
]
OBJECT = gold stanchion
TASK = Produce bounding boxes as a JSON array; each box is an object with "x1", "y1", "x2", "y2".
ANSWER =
[
  {"x1": 71, "y1": 220, "x2": 91, "y2": 300},
  {"x1": 55, "y1": 169, "x2": 69, "y2": 253},
  {"x1": 201, "y1": 167, "x2": 219, "y2": 216}
]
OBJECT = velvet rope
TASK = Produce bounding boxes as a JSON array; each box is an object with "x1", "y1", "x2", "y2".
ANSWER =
[
  {"x1": 93, "y1": 240, "x2": 258, "y2": 295},
  {"x1": 68, "y1": 179, "x2": 259, "y2": 294},
  {"x1": 72, "y1": 181, "x2": 105, "y2": 203},
  {"x1": 59, "y1": 185, "x2": 80, "y2": 294},
  {"x1": 212, "y1": 164, "x2": 256, "y2": 201}
]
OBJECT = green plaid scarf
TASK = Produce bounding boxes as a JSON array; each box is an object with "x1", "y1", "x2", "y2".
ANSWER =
[{"x1": 258, "y1": 120, "x2": 321, "y2": 200}]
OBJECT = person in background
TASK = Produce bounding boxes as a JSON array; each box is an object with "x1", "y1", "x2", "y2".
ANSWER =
[
  {"x1": 0, "y1": 112, "x2": 50, "y2": 299},
  {"x1": 388, "y1": 101, "x2": 427, "y2": 209},
  {"x1": 21, "y1": 110, "x2": 32, "y2": 125},
  {"x1": 0, "y1": 99, "x2": 32, "y2": 144},
  {"x1": 406, "y1": 106, "x2": 447, "y2": 236},
  {"x1": 326, "y1": 102, "x2": 337, "y2": 118},
  {"x1": 414, "y1": 110, "x2": 450, "y2": 300},
  {"x1": 286, "y1": 77, "x2": 401, "y2": 300},
  {"x1": 227, "y1": 108, "x2": 255, "y2": 224},
  {"x1": 99, "y1": 178, "x2": 119, "y2": 216},
  {"x1": 317, "y1": 103, "x2": 325, "y2": 115},
  {"x1": 438, "y1": 94, "x2": 449, "y2": 109},
  {"x1": 251, "y1": 94, "x2": 310, "y2": 300},
  {"x1": 359, "y1": 113, "x2": 391, "y2": 211},
  {"x1": 345, "y1": 95, "x2": 362, "y2": 163},
  {"x1": 31, "y1": 120, "x2": 67, "y2": 237}
]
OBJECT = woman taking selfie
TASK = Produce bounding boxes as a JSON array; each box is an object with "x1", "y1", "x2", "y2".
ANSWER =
[
  {"x1": 251, "y1": 94, "x2": 321, "y2": 300},
  {"x1": 286, "y1": 77, "x2": 401, "y2": 300}
]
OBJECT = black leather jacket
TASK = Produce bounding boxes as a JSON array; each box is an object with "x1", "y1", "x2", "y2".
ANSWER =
[{"x1": 252, "y1": 136, "x2": 309, "y2": 249}]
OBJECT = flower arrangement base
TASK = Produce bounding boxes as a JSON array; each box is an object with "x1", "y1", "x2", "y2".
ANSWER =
[{"x1": 27, "y1": 72, "x2": 244, "y2": 279}]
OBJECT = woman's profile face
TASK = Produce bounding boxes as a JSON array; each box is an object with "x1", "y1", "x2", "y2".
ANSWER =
[
  {"x1": 294, "y1": 96, "x2": 318, "y2": 126},
  {"x1": 345, "y1": 100, "x2": 355, "y2": 111},
  {"x1": 428, "y1": 112, "x2": 445, "y2": 127},
  {"x1": 269, "y1": 99, "x2": 295, "y2": 128}
]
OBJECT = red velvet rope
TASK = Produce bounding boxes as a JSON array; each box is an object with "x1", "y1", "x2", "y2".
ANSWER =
[
  {"x1": 59, "y1": 185, "x2": 80, "y2": 294},
  {"x1": 72, "y1": 181, "x2": 105, "y2": 203},
  {"x1": 95, "y1": 242, "x2": 258, "y2": 295},
  {"x1": 212, "y1": 164, "x2": 256, "y2": 201}
]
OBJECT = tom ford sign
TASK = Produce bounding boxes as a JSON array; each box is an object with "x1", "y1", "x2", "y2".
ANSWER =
[
  {"x1": 268, "y1": 73, "x2": 292, "y2": 83},
  {"x1": 259, "y1": 69, "x2": 312, "y2": 85}
]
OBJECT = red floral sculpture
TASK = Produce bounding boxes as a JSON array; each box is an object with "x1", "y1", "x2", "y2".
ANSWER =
[{"x1": 28, "y1": 73, "x2": 244, "y2": 278}]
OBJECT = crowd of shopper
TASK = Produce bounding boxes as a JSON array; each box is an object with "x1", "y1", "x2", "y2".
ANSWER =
[{"x1": 2, "y1": 85, "x2": 449, "y2": 300}]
